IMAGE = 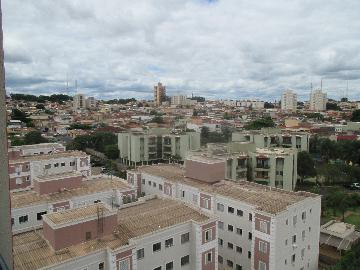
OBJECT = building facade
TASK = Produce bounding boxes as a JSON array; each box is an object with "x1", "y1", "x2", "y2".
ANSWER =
[
  {"x1": 281, "y1": 90, "x2": 297, "y2": 111},
  {"x1": 118, "y1": 129, "x2": 200, "y2": 165},
  {"x1": 128, "y1": 163, "x2": 321, "y2": 270},
  {"x1": 154, "y1": 82, "x2": 166, "y2": 106},
  {"x1": 309, "y1": 89, "x2": 327, "y2": 111}
]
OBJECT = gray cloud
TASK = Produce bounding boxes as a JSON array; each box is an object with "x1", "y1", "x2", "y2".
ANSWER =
[{"x1": 3, "y1": 0, "x2": 360, "y2": 101}]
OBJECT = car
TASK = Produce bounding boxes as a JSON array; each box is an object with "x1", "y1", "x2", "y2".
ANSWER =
[{"x1": 344, "y1": 182, "x2": 360, "y2": 190}]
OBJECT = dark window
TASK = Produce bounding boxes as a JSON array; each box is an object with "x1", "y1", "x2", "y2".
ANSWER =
[
  {"x1": 153, "y1": 267, "x2": 161, "y2": 270},
  {"x1": 181, "y1": 255, "x2": 190, "y2": 266},
  {"x1": 153, "y1": 242, "x2": 161, "y2": 252},
  {"x1": 236, "y1": 246, "x2": 242, "y2": 253},
  {"x1": 19, "y1": 215, "x2": 28, "y2": 224},
  {"x1": 181, "y1": 232, "x2": 190, "y2": 244},
  {"x1": 228, "y1": 224, "x2": 233, "y2": 232},
  {"x1": 227, "y1": 260, "x2": 234, "y2": 267},
  {"x1": 237, "y1": 209, "x2": 243, "y2": 216},
  {"x1": 137, "y1": 248, "x2": 144, "y2": 260},
  {"x1": 249, "y1": 213, "x2": 252, "y2": 221},
  {"x1": 85, "y1": 231, "x2": 91, "y2": 240},
  {"x1": 165, "y1": 238, "x2": 173, "y2": 248},
  {"x1": 248, "y1": 232, "x2": 252, "y2": 240},
  {"x1": 236, "y1": 264, "x2": 243, "y2": 270},
  {"x1": 248, "y1": 251, "x2": 252, "y2": 259},
  {"x1": 228, "y1": 206, "x2": 234, "y2": 214},
  {"x1": 37, "y1": 211, "x2": 47, "y2": 220},
  {"x1": 228, "y1": 242, "x2": 234, "y2": 249},
  {"x1": 166, "y1": 262, "x2": 173, "y2": 270},
  {"x1": 98, "y1": 262, "x2": 104, "y2": 270},
  {"x1": 236, "y1": 228, "x2": 243, "y2": 235}
]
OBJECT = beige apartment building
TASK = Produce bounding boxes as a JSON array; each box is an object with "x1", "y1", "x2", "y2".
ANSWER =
[
  {"x1": 118, "y1": 129, "x2": 201, "y2": 165},
  {"x1": 128, "y1": 162, "x2": 321, "y2": 270},
  {"x1": 154, "y1": 82, "x2": 166, "y2": 106},
  {"x1": 232, "y1": 128, "x2": 310, "y2": 152}
]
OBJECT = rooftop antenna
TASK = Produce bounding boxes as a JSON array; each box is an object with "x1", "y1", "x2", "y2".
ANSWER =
[{"x1": 346, "y1": 80, "x2": 349, "y2": 100}]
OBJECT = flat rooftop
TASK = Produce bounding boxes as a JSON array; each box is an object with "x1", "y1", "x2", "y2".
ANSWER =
[
  {"x1": 34, "y1": 171, "x2": 82, "y2": 182},
  {"x1": 9, "y1": 150, "x2": 88, "y2": 164},
  {"x1": 11, "y1": 143, "x2": 64, "y2": 151},
  {"x1": 138, "y1": 164, "x2": 317, "y2": 214},
  {"x1": 13, "y1": 198, "x2": 211, "y2": 270},
  {"x1": 11, "y1": 176, "x2": 131, "y2": 208}
]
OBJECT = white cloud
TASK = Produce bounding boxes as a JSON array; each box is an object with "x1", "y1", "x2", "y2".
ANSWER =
[{"x1": 3, "y1": 0, "x2": 360, "y2": 100}]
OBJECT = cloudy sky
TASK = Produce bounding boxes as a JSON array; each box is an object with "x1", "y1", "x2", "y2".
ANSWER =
[{"x1": 3, "y1": 0, "x2": 360, "y2": 100}]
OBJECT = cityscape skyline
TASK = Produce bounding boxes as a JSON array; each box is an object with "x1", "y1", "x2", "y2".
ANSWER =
[{"x1": 3, "y1": 0, "x2": 360, "y2": 100}]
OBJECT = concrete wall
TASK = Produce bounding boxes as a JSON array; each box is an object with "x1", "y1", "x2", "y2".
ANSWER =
[{"x1": 185, "y1": 159, "x2": 225, "y2": 183}]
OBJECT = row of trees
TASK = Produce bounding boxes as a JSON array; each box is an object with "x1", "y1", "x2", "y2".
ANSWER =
[
  {"x1": 105, "y1": 98, "x2": 136, "y2": 104},
  {"x1": 243, "y1": 117, "x2": 275, "y2": 130},
  {"x1": 10, "y1": 93, "x2": 72, "y2": 104},
  {"x1": 10, "y1": 131, "x2": 48, "y2": 146},
  {"x1": 200, "y1": 126, "x2": 232, "y2": 145},
  {"x1": 68, "y1": 132, "x2": 119, "y2": 159}
]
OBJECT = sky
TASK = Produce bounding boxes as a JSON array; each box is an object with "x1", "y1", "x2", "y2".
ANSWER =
[{"x1": 3, "y1": 0, "x2": 360, "y2": 101}]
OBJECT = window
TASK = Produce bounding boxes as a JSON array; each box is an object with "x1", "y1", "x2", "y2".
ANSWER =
[
  {"x1": 218, "y1": 221, "x2": 224, "y2": 229},
  {"x1": 293, "y1": 215, "x2": 297, "y2": 226},
  {"x1": 237, "y1": 209, "x2": 243, "y2": 216},
  {"x1": 153, "y1": 182, "x2": 156, "y2": 187},
  {"x1": 217, "y1": 203, "x2": 224, "y2": 212},
  {"x1": 309, "y1": 226, "x2": 311, "y2": 232},
  {"x1": 141, "y1": 179, "x2": 145, "y2": 184},
  {"x1": 61, "y1": 162, "x2": 65, "y2": 167},
  {"x1": 302, "y1": 230, "x2": 306, "y2": 240},
  {"x1": 248, "y1": 251, "x2": 252, "y2": 259},
  {"x1": 54, "y1": 163, "x2": 59, "y2": 167},
  {"x1": 16, "y1": 178, "x2": 22, "y2": 185},
  {"x1": 302, "y1": 211, "x2": 306, "y2": 221},
  {"x1": 236, "y1": 228, "x2": 243, "y2": 235},
  {"x1": 37, "y1": 211, "x2": 47, "y2": 220},
  {"x1": 137, "y1": 248, "x2": 144, "y2": 260},
  {"x1": 153, "y1": 267, "x2": 161, "y2": 270},
  {"x1": 236, "y1": 246, "x2": 242, "y2": 253},
  {"x1": 236, "y1": 264, "x2": 242, "y2": 270},
  {"x1": 85, "y1": 231, "x2": 92, "y2": 240},
  {"x1": 291, "y1": 254, "x2": 296, "y2": 263},
  {"x1": 228, "y1": 224, "x2": 233, "y2": 232},
  {"x1": 285, "y1": 239, "x2": 288, "y2": 246},
  {"x1": 259, "y1": 220, "x2": 268, "y2": 233},
  {"x1": 165, "y1": 262, "x2": 173, "y2": 270},
  {"x1": 181, "y1": 255, "x2": 189, "y2": 266},
  {"x1": 259, "y1": 261, "x2": 266, "y2": 270},
  {"x1": 165, "y1": 238, "x2": 173, "y2": 248},
  {"x1": 98, "y1": 262, "x2": 104, "y2": 270},
  {"x1": 227, "y1": 260, "x2": 234, "y2": 268},
  {"x1": 159, "y1": 184, "x2": 163, "y2": 191},
  {"x1": 19, "y1": 215, "x2": 28, "y2": 224},
  {"x1": 193, "y1": 194, "x2": 198, "y2": 203},
  {"x1": 292, "y1": 235, "x2": 297, "y2": 244},
  {"x1": 44, "y1": 164, "x2": 51, "y2": 169},
  {"x1": 218, "y1": 256, "x2": 223, "y2": 264},
  {"x1": 118, "y1": 258, "x2": 130, "y2": 270},
  {"x1": 259, "y1": 241, "x2": 267, "y2": 253},
  {"x1": 70, "y1": 161, "x2": 75, "y2": 166},
  {"x1": 228, "y1": 206, "x2": 234, "y2": 214},
  {"x1": 25, "y1": 176, "x2": 30, "y2": 181},
  {"x1": 228, "y1": 242, "x2": 233, "y2": 249},
  {"x1": 248, "y1": 232, "x2": 252, "y2": 240},
  {"x1": 205, "y1": 252, "x2": 212, "y2": 264},
  {"x1": 181, "y1": 232, "x2": 190, "y2": 244},
  {"x1": 249, "y1": 213, "x2": 252, "y2": 221},
  {"x1": 182, "y1": 190, "x2": 185, "y2": 198},
  {"x1": 205, "y1": 229, "x2": 212, "y2": 242},
  {"x1": 148, "y1": 181, "x2": 151, "y2": 186},
  {"x1": 286, "y1": 219, "x2": 288, "y2": 225},
  {"x1": 204, "y1": 198, "x2": 210, "y2": 209},
  {"x1": 153, "y1": 242, "x2": 161, "y2": 252},
  {"x1": 218, "y1": 238, "x2": 223, "y2": 246}
]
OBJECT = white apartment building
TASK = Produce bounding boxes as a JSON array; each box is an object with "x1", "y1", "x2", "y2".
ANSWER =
[
  {"x1": 171, "y1": 95, "x2": 187, "y2": 106},
  {"x1": 11, "y1": 174, "x2": 136, "y2": 234},
  {"x1": 128, "y1": 163, "x2": 321, "y2": 270},
  {"x1": 8, "y1": 150, "x2": 91, "y2": 191},
  {"x1": 8, "y1": 143, "x2": 66, "y2": 160},
  {"x1": 309, "y1": 90, "x2": 327, "y2": 111},
  {"x1": 13, "y1": 197, "x2": 218, "y2": 270},
  {"x1": 232, "y1": 128, "x2": 310, "y2": 152},
  {"x1": 73, "y1": 93, "x2": 86, "y2": 110},
  {"x1": 236, "y1": 100, "x2": 265, "y2": 110},
  {"x1": 281, "y1": 90, "x2": 297, "y2": 111}
]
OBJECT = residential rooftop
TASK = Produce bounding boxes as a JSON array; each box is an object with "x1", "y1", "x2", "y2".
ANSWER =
[
  {"x1": 11, "y1": 176, "x2": 131, "y2": 208},
  {"x1": 138, "y1": 164, "x2": 317, "y2": 214},
  {"x1": 10, "y1": 143, "x2": 64, "y2": 151},
  {"x1": 13, "y1": 198, "x2": 211, "y2": 270},
  {"x1": 34, "y1": 171, "x2": 82, "y2": 182},
  {"x1": 9, "y1": 150, "x2": 88, "y2": 163}
]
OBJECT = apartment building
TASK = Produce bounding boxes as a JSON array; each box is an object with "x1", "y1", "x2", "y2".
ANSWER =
[
  {"x1": 281, "y1": 90, "x2": 297, "y2": 111},
  {"x1": 11, "y1": 174, "x2": 136, "y2": 234},
  {"x1": 118, "y1": 129, "x2": 200, "y2": 165},
  {"x1": 73, "y1": 93, "x2": 86, "y2": 110},
  {"x1": 189, "y1": 141, "x2": 297, "y2": 191},
  {"x1": 154, "y1": 82, "x2": 166, "y2": 106},
  {"x1": 8, "y1": 142, "x2": 66, "y2": 160},
  {"x1": 13, "y1": 197, "x2": 218, "y2": 270},
  {"x1": 232, "y1": 128, "x2": 310, "y2": 152},
  {"x1": 128, "y1": 163, "x2": 321, "y2": 270},
  {"x1": 8, "y1": 150, "x2": 91, "y2": 191},
  {"x1": 309, "y1": 89, "x2": 327, "y2": 111}
]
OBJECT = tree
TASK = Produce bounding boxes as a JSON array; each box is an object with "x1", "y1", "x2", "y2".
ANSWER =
[
  {"x1": 264, "y1": 102, "x2": 274, "y2": 109},
  {"x1": 244, "y1": 117, "x2": 275, "y2": 130},
  {"x1": 297, "y1": 151, "x2": 316, "y2": 184},
  {"x1": 151, "y1": 115, "x2": 164, "y2": 124},
  {"x1": 200, "y1": 126, "x2": 210, "y2": 145},
  {"x1": 192, "y1": 110, "x2": 198, "y2": 116},
  {"x1": 328, "y1": 242, "x2": 360, "y2": 270},
  {"x1": 24, "y1": 131, "x2": 48, "y2": 145},
  {"x1": 104, "y1": 144, "x2": 119, "y2": 159},
  {"x1": 35, "y1": 104, "x2": 45, "y2": 110},
  {"x1": 326, "y1": 189, "x2": 346, "y2": 217},
  {"x1": 11, "y1": 109, "x2": 32, "y2": 124},
  {"x1": 350, "y1": 109, "x2": 360, "y2": 122}
]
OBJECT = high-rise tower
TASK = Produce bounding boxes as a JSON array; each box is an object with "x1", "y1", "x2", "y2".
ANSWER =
[{"x1": 153, "y1": 82, "x2": 166, "y2": 106}]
